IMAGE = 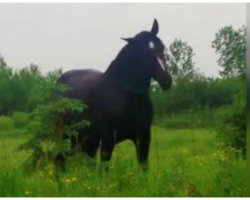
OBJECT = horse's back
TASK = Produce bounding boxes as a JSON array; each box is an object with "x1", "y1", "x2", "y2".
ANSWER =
[
  {"x1": 57, "y1": 69, "x2": 126, "y2": 119},
  {"x1": 58, "y1": 69, "x2": 102, "y2": 87},
  {"x1": 58, "y1": 69, "x2": 103, "y2": 101}
]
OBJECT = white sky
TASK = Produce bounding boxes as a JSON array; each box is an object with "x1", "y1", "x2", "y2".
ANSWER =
[{"x1": 0, "y1": 3, "x2": 246, "y2": 77}]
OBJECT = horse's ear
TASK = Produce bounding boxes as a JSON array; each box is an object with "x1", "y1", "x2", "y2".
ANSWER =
[
  {"x1": 121, "y1": 37, "x2": 134, "y2": 43},
  {"x1": 151, "y1": 19, "x2": 159, "y2": 35}
]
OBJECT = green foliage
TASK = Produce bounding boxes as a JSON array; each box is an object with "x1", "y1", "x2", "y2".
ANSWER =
[
  {"x1": 28, "y1": 68, "x2": 63, "y2": 107},
  {"x1": 0, "y1": 57, "x2": 15, "y2": 114},
  {"x1": 12, "y1": 112, "x2": 30, "y2": 129},
  {"x1": 168, "y1": 39, "x2": 195, "y2": 80},
  {"x1": 217, "y1": 79, "x2": 246, "y2": 155},
  {"x1": 19, "y1": 83, "x2": 89, "y2": 171},
  {"x1": 212, "y1": 26, "x2": 246, "y2": 78},
  {"x1": 0, "y1": 61, "x2": 42, "y2": 114},
  {"x1": 0, "y1": 56, "x2": 62, "y2": 115},
  {"x1": 151, "y1": 74, "x2": 242, "y2": 116},
  {"x1": 153, "y1": 109, "x2": 221, "y2": 130}
]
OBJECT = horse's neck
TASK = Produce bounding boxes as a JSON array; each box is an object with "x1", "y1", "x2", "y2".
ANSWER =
[
  {"x1": 104, "y1": 53, "x2": 151, "y2": 94},
  {"x1": 103, "y1": 59, "x2": 120, "y2": 77}
]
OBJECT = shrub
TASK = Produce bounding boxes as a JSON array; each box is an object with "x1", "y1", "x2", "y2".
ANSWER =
[
  {"x1": 153, "y1": 108, "x2": 221, "y2": 129},
  {"x1": 216, "y1": 80, "x2": 246, "y2": 156},
  {"x1": 19, "y1": 83, "x2": 89, "y2": 171}
]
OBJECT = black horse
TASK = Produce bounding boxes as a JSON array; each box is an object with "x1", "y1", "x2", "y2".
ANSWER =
[{"x1": 57, "y1": 19, "x2": 172, "y2": 171}]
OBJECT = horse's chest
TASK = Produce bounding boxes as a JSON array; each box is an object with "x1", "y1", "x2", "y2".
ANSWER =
[
  {"x1": 120, "y1": 95, "x2": 153, "y2": 125},
  {"x1": 87, "y1": 88, "x2": 126, "y2": 121},
  {"x1": 88, "y1": 93, "x2": 153, "y2": 125}
]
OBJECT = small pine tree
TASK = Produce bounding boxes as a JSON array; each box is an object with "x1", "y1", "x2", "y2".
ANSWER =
[{"x1": 19, "y1": 81, "x2": 90, "y2": 171}]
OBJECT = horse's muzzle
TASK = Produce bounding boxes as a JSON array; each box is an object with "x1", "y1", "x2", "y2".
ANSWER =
[{"x1": 158, "y1": 72, "x2": 172, "y2": 91}]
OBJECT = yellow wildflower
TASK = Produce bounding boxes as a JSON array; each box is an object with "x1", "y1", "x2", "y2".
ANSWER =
[
  {"x1": 24, "y1": 190, "x2": 31, "y2": 195},
  {"x1": 65, "y1": 179, "x2": 71, "y2": 184}
]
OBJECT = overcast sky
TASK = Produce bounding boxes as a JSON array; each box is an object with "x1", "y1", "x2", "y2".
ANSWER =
[{"x1": 0, "y1": 3, "x2": 246, "y2": 77}]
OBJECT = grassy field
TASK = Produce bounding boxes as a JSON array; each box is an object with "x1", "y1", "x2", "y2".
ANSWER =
[{"x1": 0, "y1": 127, "x2": 247, "y2": 197}]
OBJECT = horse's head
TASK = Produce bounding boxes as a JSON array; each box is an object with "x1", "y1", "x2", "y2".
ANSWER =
[{"x1": 121, "y1": 19, "x2": 172, "y2": 91}]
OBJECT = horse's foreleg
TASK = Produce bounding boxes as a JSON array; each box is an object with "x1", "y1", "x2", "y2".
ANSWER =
[
  {"x1": 100, "y1": 131, "x2": 115, "y2": 172},
  {"x1": 85, "y1": 135, "x2": 100, "y2": 161},
  {"x1": 135, "y1": 127, "x2": 151, "y2": 172},
  {"x1": 100, "y1": 139, "x2": 115, "y2": 162}
]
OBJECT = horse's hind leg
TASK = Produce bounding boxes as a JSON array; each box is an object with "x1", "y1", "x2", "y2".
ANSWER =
[
  {"x1": 135, "y1": 127, "x2": 151, "y2": 172},
  {"x1": 54, "y1": 153, "x2": 66, "y2": 173},
  {"x1": 76, "y1": 126, "x2": 100, "y2": 166}
]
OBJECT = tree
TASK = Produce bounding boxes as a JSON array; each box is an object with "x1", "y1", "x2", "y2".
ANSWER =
[
  {"x1": 168, "y1": 39, "x2": 195, "y2": 81},
  {"x1": 212, "y1": 26, "x2": 246, "y2": 78},
  {"x1": 0, "y1": 54, "x2": 7, "y2": 67},
  {"x1": 217, "y1": 79, "x2": 246, "y2": 156},
  {"x1": 212, "y1": 26, "x2": 246, "y2": 155},
  {"x1": 0, "y1": 56, "x2": 15, "y2": 114},
  {"x1": 0, "y1": 55, "x2": 63, "y2": 114},
  {"x1": 19, "y1": 82, "x2": 89, "y2": 172}
]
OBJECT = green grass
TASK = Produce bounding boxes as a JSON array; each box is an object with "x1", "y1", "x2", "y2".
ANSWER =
[{"x1": 0, "y1": 127, "x2": 247, "y2": 197}]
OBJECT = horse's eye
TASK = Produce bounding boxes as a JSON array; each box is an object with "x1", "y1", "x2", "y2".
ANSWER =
[{"x1": 149, "y1": 41, "x2": 154, "y2": 49}]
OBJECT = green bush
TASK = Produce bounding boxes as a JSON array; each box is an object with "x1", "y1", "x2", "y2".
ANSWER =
[
  {"x1": 216, "y1": 80, "x2": 246, "y2": 156},
  {"x1": 151, "y1": 76, "x2": 242, "y2": 117},
  {"x1": 154, "y1": 108, "x2": 222, "y2": 129},
  {"x1": 19, "y1": 82, "x2": 89, "y2": 171},
  {"x1": 0, "y1": 56, "x2": 62, "y2": 115}
]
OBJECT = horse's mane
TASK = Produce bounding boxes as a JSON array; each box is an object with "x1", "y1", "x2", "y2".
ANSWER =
[
  {"x1": 104, "y1": 43, "x2": 132, "y2": 76},
  {"x1": 104, "y1": 41, "x2": 150, "y2": 77},
  {"x1": 104, "y1": 41, "x2": 154, "y2": 93}
]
